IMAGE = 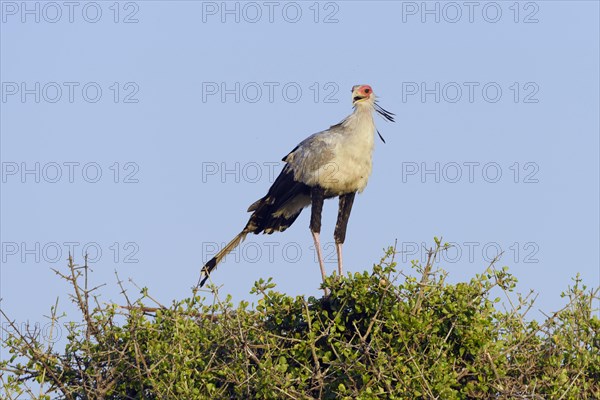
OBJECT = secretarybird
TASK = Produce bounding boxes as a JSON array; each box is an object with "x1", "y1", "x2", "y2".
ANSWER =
[{"x1": 199, "y1": 84, "x2": 394, "y2": 291}]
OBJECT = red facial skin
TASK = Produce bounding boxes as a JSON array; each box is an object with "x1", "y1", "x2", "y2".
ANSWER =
[{"x1": 357, "y1": 85, "x2": 373, "y2": 98}]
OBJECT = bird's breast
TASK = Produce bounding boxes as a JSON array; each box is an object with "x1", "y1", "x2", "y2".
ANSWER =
[{"x1": 319, "y1": 123, "x2": 375, "y2": 194}]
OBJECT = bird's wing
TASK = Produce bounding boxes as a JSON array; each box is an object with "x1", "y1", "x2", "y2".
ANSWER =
[
  {"x1": 282, "y1": 119, "x2": 346, "y2": 163},
  {"x1": 245, "y1": 163, "x2": 311, "y2": 234},
  {"x1": 247, "y1": 164, "x2": 307, "y2": 212},
  {"x1": 282, "y1": 126, "x2": 343, "y2": 187}
]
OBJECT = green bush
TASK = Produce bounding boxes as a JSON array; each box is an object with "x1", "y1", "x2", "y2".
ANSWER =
[{"x1": 2, "y1": 241, "x2": 598, "y2": 399}]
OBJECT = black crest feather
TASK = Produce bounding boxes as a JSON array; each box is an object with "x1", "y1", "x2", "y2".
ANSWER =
[
  {"x1": 374, "y1": 101, "x2": 395, "y2": 143},
  {"x1": 375, "y1": 102, "x2": 395, "y2": 122}
]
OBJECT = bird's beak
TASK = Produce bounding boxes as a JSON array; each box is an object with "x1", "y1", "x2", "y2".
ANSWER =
[{"x1": 353, "y1": 92, "x2": 371, "y2": 104}]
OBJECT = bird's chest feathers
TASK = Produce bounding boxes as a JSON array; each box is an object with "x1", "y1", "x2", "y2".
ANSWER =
[{"x1": 322, "y1": 118, "x2": 375, "y2": 193}]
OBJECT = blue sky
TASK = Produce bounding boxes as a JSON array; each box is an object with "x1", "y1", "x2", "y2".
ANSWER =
[{"x1": 1, "y1": 1, "x2": 599, "y2": 348}]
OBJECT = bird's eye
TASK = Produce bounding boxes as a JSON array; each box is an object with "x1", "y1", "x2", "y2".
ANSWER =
[{"x1": 364, "y1": 88, "x2": 371, "y2": 94}]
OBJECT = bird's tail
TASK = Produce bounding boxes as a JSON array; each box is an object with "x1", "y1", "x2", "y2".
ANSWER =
[{"x1": 199, "y1": 230, "x2": 249, "y2": 287}]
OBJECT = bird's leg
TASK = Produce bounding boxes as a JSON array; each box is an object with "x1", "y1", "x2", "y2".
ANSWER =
[
  {"x1": 335, "y1": 243, "x2": 343, "y2": 276},
  {"x1": 310, "y1": 186, "x2": 328, "y2": 295},
  {"x1": 334, "y1": 192, "x2": 356, "y2": 277},
  {"x1": 311, "y1": 231, "x2": 328, "y2": 296}
]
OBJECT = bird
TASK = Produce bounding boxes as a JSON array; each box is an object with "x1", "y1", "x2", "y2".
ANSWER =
[{"x1": 198, "y1": 84, "x2": 394, "y2": 292}]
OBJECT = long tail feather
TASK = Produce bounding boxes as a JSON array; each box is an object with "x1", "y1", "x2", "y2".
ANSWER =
[{"x1": 199, "y1": 230, "x2": 248, "y2": 287}]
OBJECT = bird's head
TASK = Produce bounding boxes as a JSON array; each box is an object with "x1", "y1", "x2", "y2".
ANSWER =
[
  {"x1": 351, "y1": 84, "x2": 394, "y2": 121},
  {"x1": 351, "y1": 84, "x2": 395, "y2": 143},
  {"x1": 351, "y1": 84, "x2": 375, "y2": 106}
]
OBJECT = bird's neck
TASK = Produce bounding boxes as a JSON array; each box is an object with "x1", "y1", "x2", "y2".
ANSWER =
[{"x1": 342, "y1": 104, "x2": 376, "y2": 137}]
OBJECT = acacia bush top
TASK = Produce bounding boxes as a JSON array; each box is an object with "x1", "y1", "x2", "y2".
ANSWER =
[{"x1": 1, "y1": 242, "x2": 599, "y2": 399}]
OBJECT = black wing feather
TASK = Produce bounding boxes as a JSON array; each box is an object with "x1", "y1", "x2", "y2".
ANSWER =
[{"x1": 245, "y1": 165, "x2": 311, "y2": 234}]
